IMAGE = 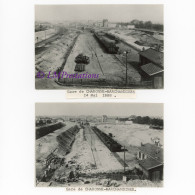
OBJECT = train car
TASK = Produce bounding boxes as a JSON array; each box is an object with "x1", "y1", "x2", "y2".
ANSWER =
[
  {"x1": 105, "y1": 33, "x2": 119, "y2": 44},
  {"x1": 94, "y1": 32, "x2": 119, "y2": 54},
  {"x1": 92, "y1": 126, "x2": 123, "y2": 152}
]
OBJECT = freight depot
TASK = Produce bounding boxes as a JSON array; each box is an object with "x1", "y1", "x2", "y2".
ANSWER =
[{"x1": 36, "y1": 71, "x2": 99, "y2": 79}]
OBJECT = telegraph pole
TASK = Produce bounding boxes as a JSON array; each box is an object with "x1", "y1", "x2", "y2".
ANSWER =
[
  {"x1": 124, "y1": 50, "x2": 131, "y2": 86},
  {"x1": 125, "y1": 52, "x2": 128, "y2": 86},
  {"x1": 124, "y1": 145, "x2": 126, "y2": 174}
]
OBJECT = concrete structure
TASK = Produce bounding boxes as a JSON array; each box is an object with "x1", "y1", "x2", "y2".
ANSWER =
[
  {"x1": 108, "y1": 23, "x2": 117, "y2": 28},
  {"x1": 102, "y1": 115, "x2": 108, "y2": 122},
  {"x1": 103, "y1": 19, "x2": 108, "y2": 28},
  {"x1": 125, "y1": 120, "x2": 133, "y2": 125},
  {"x1": 127, "y1": 24, "x2": 135, "y2": 29},
  {"x1": 95, "y1": 21, "x2": 103, "y2": 27}
]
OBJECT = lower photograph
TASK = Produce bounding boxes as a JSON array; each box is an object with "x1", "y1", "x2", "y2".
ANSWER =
[{"x1": 35, "y1": 103, "x2": 164, "y2": 188}]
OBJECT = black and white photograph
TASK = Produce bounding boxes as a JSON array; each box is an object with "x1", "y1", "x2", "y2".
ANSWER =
[
  {"x1": 35, "y1": 103, "x2": 163, "y2": 187},
  {"x1": 35, "y1": 5, "x2": 164, "y2": 89},
  {"x1": 1, "y1": 0, "x2": 195, "y2": 194}
]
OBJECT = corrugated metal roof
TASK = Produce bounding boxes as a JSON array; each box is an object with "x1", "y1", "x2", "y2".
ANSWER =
[
  {"x1": 138, "y1": 143, "x2": 163, "y2": 162},
  {"x1": 138, "y1": 158, "x2": 163, "y2": 170},
  {"x1": 141, "y1": 63, "x2": 163, "y2": 76},
  {"x1": 139, "y1": 48, "x2": 163, "y2": 66}
]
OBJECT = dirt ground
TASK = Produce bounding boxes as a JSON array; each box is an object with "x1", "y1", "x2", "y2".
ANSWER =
[{"x1": 97, "y1": 123, "x2": 163, "y2": 147}]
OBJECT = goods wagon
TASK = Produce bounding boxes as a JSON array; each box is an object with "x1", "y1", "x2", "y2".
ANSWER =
[
  {"x1": 92, "y1": 126, "x2": 124, "y2": 152},
  {"x1": 94, "y1": 32, "x2": 119, "y2": 54}
]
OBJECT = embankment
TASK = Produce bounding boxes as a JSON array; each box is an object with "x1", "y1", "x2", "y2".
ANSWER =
[
  {"x1": 57, "y1": 33, "x2": 80, "y2": 74},
  {"x1": 56, "y1": 125, "x2": 80, "y2": 155}
]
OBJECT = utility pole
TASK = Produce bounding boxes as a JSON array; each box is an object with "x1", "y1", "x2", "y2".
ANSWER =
[
  {"x1": 124, "y1": 145, "x2": 126, "y2": 174},
  {"x1": 125, "y1": 52, "x2": 128, "y2": 86},
  {"x1": 124, "y1": 51, "x2": 128, "y2": 86},
  {"x1": 124, "y1": 50, "x2": 131, "y2": 86}
]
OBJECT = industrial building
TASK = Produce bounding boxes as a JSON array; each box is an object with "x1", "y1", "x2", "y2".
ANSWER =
[
  {"x1": 103, "y1": 19, "x2": 108, "y2": 27},
  {"x1": 139, "y1": 48, "x2": 164, "y2": 88}
]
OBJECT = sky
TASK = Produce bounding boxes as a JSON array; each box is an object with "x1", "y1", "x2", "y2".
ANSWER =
[
  {"x1": 35, "y1": 103, "x2": 163, "y2": 117},
  {"x1": 35, "y1": 5, "x2": 163, "y2": 24}
]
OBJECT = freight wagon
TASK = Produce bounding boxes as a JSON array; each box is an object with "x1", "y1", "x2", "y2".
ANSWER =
[
  {"x1": 92, "y1": 126, "x2": 124, "y2": 152},
  {"x1": 94, "y1": 32, "x2": 119, "y2": 54}
]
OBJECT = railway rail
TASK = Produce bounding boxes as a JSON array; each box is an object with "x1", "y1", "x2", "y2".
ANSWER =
[{"x1": 87, "y1": 40, "x2": 104, "y2": 75}]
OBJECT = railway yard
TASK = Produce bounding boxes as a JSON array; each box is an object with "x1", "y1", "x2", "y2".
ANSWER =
[
  {"x1": 36, "y1": 121, "x2": 163, "y2": 187},
  {"x1": 35, "y1": 26, "x2": 163, "y2": 89}
]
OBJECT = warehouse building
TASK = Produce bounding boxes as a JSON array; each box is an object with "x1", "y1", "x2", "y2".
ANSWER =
[{"x1": 139, "y1": 48, "x2": 164, "y2": 89}]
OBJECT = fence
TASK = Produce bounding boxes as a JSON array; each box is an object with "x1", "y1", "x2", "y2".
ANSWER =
[
  {"x1": 79, "y1": 169, "x2": 145, "y2": 181},
  {"x1": 56, "y1": 77, "x2": 153, "y2": 89}
]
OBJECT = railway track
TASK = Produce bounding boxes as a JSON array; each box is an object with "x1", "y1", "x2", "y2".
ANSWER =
[
  {"x1": 112, "y1": 54, "x2": 125, "y2": 71},
  {"x1": 87, "y1": 41, "x2": 104, "y2": 75},
  {"x1": 35, "y1": 33, "x2": 61, "y2": 48}
]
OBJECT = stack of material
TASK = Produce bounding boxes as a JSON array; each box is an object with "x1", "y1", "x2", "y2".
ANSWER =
[{"x1": 75, "y1": 53, "x2": 90, "y2": 64}]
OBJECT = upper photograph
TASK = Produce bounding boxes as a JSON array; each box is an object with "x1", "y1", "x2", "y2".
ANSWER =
[{"x1": 35, "y1": 5, "x2": 164, "y2": 89}]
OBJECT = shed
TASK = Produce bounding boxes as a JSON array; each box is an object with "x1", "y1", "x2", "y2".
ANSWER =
[{"x1": 137, "y1": 143, "x2": 163, "y2": 181}]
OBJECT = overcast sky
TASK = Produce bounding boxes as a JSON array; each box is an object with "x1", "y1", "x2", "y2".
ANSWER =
[
  {"x1": 35, "y1": 103, "x2": 163, "y2": 117},
  {"x1": 35, "y1": 5, "x2": 163, "y2": 24}
]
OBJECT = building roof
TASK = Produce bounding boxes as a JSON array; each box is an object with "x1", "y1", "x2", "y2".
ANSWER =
[
  {"x1": 139, "y1": 48, "x2": 163, "y2": 66},
  {"x1": 138, "y1": 157, "x2": 163, "y2": 170},
  {"x1": 141, "y1": 63, "x2": 164, "y2": 76},
  {"x1": 153, "y1": 34, "x2": 164, "y2": 41},
  {"x1": 138, "y1": 143, "x2": 163, "y2": 162}
]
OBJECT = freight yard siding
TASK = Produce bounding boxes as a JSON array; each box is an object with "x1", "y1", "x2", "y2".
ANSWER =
[
  {"x1": 36, "y1": 122, "x2": 65, "y2": 139},
  {"x1": 92, "y1": 126, "x2": 124, "y2": 152}
]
